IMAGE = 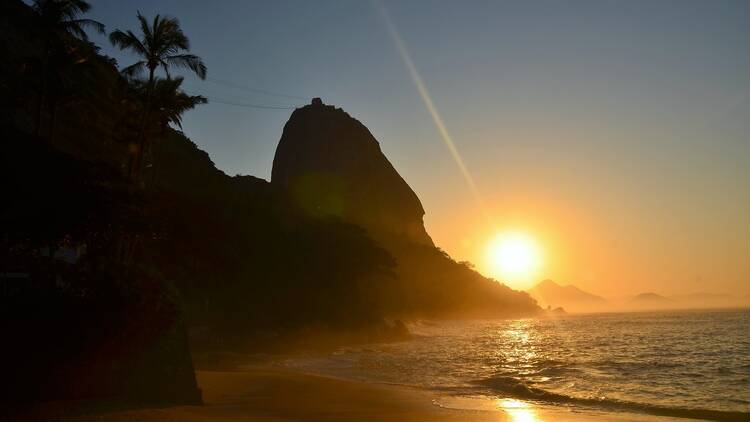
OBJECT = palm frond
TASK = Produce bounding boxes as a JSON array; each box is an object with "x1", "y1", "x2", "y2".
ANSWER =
[
  {"x1": 121, "y1": 61, "x2": 147, "y2": 79},
  {"x1": 69, "y1": 0, "x2": 92, "y2": 15},
  {"x1": 164, "y1": 54, "x2": 207, "y2": 79},
  {"x1": 109, "y1": 29, "x2": 147, "y2": 55},
  {"x1": 65, "y1": 24, "x2": 88, "y2": 40},
  {"x1": 71, "y1": 18, "x2": 105, "y2": 35},
  {"x1": 33, "y1": 0, "x2": 102, "y2": 41},
  {"x1": 160, "y1": 60, "x2": 172, "y2": 79},
  {"x1": 137, "y1": 12, "x2": 154, "y2": 53},
  {"x1": 141, "y1": 77, "x2": 207, "y2": 128},
  {"x1": 113, "y1": 11, "x2": 207, "y2": 81}
]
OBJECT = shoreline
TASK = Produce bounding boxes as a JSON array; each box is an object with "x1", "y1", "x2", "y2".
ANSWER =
[
  {"x1": 19, "y1": 365, "x2": 704, "y2": 422},
  {"x1": 62, "y1": 367, "x2": 499, "y2": 422}
]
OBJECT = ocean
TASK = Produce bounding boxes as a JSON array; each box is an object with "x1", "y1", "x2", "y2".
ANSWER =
[{"x1": 282, "y1": 309, "x2": 750, "y2": 421}]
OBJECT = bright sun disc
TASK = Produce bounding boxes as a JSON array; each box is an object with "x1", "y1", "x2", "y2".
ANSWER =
[{"x1": 486, "y1": 231, "x2": 542, "y2": 285}]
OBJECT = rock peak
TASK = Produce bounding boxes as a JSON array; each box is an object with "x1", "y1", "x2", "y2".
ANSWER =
[{"x1": 271, "y1": 103, "x2": 433, "y2": 246}]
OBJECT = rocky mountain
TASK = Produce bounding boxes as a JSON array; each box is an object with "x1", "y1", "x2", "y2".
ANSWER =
[
  {"x1": 528, "y1": 279, "x2": 608, "y2": 313},
  {"x1": 272, "y1": 98, "x2": 433, "y2": 246},
  {"x1": 271, "y1": 99, "x2": 539, "y2": 319}
]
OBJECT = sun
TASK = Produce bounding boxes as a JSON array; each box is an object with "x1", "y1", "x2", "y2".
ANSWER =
[{"x1": 486, "y1": 231, "x2": 542, "y2": 288}]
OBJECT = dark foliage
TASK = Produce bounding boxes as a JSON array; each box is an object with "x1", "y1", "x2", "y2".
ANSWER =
[{"x1": 0, "y1": 130, "x2": 200, "y2": 408}]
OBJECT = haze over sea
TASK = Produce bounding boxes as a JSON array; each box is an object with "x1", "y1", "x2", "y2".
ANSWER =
[{"x1": 283, "y1": 309, "x2": 750, "y2": 421}]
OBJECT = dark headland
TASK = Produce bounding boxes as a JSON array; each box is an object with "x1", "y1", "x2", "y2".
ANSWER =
[{"x1": 1, "y1": 1, "x2": 539, "y2": 415}]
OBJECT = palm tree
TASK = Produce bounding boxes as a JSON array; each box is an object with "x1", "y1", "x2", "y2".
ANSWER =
[
  {"x1": 145, "y1": 77, "x2": 208, "y2": 130},
  {"x1": 31, "y1": 0, "x2": 105, "y2": 137},
  {"x1": 133, "y1": 77, "x2": 207, "y2": 184},
  {"x1": 32, "y1": 0, "x2": 105, "y2": 41},
  {"x1": 109, "y1": 12, "x2": 207, "y2": 181},
  {"x1": 109, "y1": 13, "x2": 207, "y2": 88}
]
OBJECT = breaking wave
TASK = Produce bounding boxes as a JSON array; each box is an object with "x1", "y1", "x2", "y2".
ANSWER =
[{"x1": 474, "y1": 375, "x2": 750, "y2": 422}]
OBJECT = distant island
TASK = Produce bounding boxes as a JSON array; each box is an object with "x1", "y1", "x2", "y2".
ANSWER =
[
  {"x1": 529, "y1": 280, "x2": 750, "y2": 314},
  {"x1": 528, "y1": 279, "x2": 608, "y2": 313}
]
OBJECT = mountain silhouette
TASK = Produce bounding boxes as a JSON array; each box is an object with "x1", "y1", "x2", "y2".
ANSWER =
[
  {"x1": 272, "y1": 98, "x2": 433, "y2": 246},
  {"x1": 271, "y1": 99, "x2": 538, "y2": 319},
  {"x1": 529, "y1": 279, "x2": 607, "y2": 313}
]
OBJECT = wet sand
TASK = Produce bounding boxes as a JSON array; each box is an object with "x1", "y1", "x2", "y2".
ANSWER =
[
  {"x1": 61, "y1": 368, "x2": 494, "y2": 421},
  {"x1": 37, "y1": 366, "x2": 691, "y2": 422}
]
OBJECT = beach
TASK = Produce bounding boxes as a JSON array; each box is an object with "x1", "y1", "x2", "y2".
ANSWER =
[
  {"x1": 16, "y1": 365, "x2": 692, "y2": 422},
  {"x1": 15, "y1": 311, "x2": 750, "y2": 421}
]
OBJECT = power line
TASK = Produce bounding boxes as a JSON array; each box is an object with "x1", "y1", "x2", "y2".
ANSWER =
[
  {"x1": 183, "y1": 84, "x2": 286, "y2": 103},
  {"x1": 183, "y1": 89, "x2": 300, "y2": 110},
  {"x1": 204, "y1": 77, "x2": 308, "y2": 101},
  {"x1": 207, "y1": 98, "x2": 298, "y2": 110}
]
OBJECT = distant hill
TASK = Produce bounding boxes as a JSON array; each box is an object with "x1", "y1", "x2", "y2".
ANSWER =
[
  {"x1": 528, "y1": 280, "x2": 607, "y2": 313},
  {"x1": 613, "y1": 291, "x2": 749, "y2": 312}
]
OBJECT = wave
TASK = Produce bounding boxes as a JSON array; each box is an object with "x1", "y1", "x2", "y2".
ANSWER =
[{"x1": 473, "y1": 375, "x2": 750, "y2": 422}]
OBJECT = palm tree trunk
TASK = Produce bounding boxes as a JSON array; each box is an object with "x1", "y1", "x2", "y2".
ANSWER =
[{"x1": 132, "y1": 67, "x2": 156, "y2": 183}]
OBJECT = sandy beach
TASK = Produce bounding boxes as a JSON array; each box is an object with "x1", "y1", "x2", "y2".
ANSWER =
[{"x1": 13, "y1": 365, "x2": 694, "y2": 422}]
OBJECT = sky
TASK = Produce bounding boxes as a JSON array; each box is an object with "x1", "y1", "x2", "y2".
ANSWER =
[{"x1": 85, "y1": 0, "x2": 749, "y2": 297}]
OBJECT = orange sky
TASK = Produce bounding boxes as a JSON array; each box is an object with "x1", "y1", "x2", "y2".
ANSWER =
[
  {"x1": 421, "y1": 162, "x2": 750, "y2": 297},
  {"x1": 372, "y1": 1, "x2": 750, "y2": 298}
]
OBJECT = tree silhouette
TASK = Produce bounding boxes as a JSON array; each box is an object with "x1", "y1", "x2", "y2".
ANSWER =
[
  {"x1": 130, "y1": 77, "x2": 207, "y2": 184},
  {"x1": 109, "y1": 12, "x2": 207, "y2": 181},
  {"x1": 109, "y1": 13, "x2": 206, "y2": 86},
  {"x1": 141, "y1": 77, "x2": 208, "y2": 130},
  {"x1": 31, "y1": 0, "x2": 105, "y2": 137},
  {"x1": 32, "y1": 0, "x2": 105, "y2": 41}
]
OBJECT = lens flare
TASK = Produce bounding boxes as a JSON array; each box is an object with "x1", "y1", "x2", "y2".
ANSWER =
[{"x1": 374, "y1": 0, "x2": 492, "y2": 223}]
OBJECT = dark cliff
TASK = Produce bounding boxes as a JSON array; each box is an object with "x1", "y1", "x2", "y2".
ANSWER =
[{"x1": 272, "y1": 99, "x2": 433, "y2": 246}]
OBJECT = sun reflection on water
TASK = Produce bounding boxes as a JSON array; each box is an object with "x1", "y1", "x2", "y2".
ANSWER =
[
  {"x1": 497, "y1": 398, "x2": 543, "y2": 422},
  {"x1": 501, "y1": 320, "x2": 540, "y2": 374}
]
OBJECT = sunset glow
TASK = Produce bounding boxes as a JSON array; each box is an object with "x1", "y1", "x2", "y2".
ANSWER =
[
  {"x1": 497, "y1": 399, "x2": 539, "y2": 422},
  {"x1": 486, "y1": 231, "x2": 542, "y2": 289}
]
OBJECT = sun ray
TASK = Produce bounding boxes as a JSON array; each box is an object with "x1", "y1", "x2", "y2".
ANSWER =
[{"x1": 373, "y1": 0, "x2": 493, "y2": 225}]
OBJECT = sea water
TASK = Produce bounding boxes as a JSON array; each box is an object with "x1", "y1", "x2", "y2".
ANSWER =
[{"x1": 283, "y1": 309, "x2": 750, "y2": 420}]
